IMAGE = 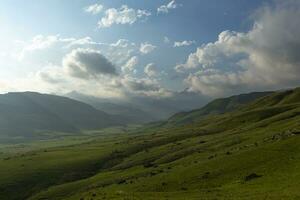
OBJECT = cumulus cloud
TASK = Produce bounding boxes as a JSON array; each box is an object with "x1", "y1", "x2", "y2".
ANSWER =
[
  {"x1": 140, "y1": 42, "x2": 156, "y2": 54},
  {"x1": 122, "y1": 56, "x2": 138, "y2": 73},
  {"x1": 63, "y1": 48, "x2": 118, "y2": 79},
  {"x1": 144, "y1": 63, "x2": 158, "y2": 77},
  {"x1": 157, "y1": 0, "x2": 179, "y2": 14},
  {"x1": 84, "y1": 3, "x2": 103, "y2": 15},
  {"x1": 174, "y1": 40, "x2": 196, "y2": 47},
  {"x1": 98, "y1": 5, "x2": 151, "y2": 28},
  {"x1": 178, "y1": 0, "x2": 300, "y2": 97}
]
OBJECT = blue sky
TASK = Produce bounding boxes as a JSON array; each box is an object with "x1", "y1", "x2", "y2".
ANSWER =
[{"x1": 0, "y1": 0, "x2": 299, "y2": 101}]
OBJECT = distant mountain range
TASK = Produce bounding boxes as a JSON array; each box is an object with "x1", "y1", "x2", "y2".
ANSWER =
[
  {"x1": 66, "y1": 90, "x2": 208, "y2": 122},
  {"x1": 0, "y1": 92, "x2": 124, "y2": 140},
  {"x1": 1, "y1": 88, "x2": 298, "y2": 142}
]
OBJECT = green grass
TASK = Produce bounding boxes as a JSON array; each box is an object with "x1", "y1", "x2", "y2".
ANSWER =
[{"x1": 0, "y1": 88, "x2": 300, "y2": 199}]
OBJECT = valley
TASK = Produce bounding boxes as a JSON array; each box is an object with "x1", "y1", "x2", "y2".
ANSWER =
[{"x1": 0, "y1": 88, "x2": 299, "y2": 199}]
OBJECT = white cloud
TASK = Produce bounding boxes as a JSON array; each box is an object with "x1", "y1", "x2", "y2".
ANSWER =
[
  {"x1": 84, "y1": 3, "x2": 103, "y2": 15},
  {"x1": 157, "y1": 0, "x2": 179, "y2": 14},
  {"x1": 98, "y1": 5, "x2": 151, "y2": 28},
  {"x1": 110, "y1": 39, "x2": 132, "y2": 48},
  {"x1": 144, "y1": 63, "x2": 158, "y2": 77},
  {"x1": 122, "y1": 56, "x2": 138, "y2": 73},
  {"x1": 66, "y1": 37, "x2": 102, "y2": 47},
  {"x1": 164, "y1": 36, "x2": 170, "y2": 44},
  {"x1": 140, "y1": 42, "x2": 156, "y2": 54},
  {"x1": 63, "y1": 48, "x2": 118, "y2": 79},
  {"x1": 180, "y1": 0, "x2": 300, "y2": 97},
  {"x1": 174, "y1": 40, "x2": 196, "y2": 47}
]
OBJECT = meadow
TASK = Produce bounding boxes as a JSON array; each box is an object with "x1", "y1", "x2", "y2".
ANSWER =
[{"x1": 1, "y1": 89, "x2": 300, "y2": 199}]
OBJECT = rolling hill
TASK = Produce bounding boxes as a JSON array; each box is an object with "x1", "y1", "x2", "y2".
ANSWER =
[
  {"x1": 0, "y1": 92, "x2": 124, "y2": 141},
  {"x1": 165, "y1": 91, "x2": 273, "y2": 126},
  {"x1": 0, "y1": 87, "x2": 299, "y2": 199}
]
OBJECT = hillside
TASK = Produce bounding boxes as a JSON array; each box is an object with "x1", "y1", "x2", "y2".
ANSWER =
[
  {"x1": 0, "y1": 92, "x2": 123, "y2": 141},
  {"x1": 165, "y1": 91, "x2": 273, "y2": 126},
  {"x1": 0, "y1": 87, "x2": 299, "y2": 199}
]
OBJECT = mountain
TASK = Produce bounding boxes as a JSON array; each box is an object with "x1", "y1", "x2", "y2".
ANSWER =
[
  {"x1": 0, "y1": 92, "x2": 123, "y2": 140},
  {"x1": 1, "y1": 87, "x2": 300, "y2": 199},
  {"x1": 66, "y1": 90, "x2": 209, "y2": 122},
  {"x1": 66, "y1": 91, "x2": 157, "y2": 123},
  {"x1": 164, "y1": 91, "x2": 273, "y2": 126}
]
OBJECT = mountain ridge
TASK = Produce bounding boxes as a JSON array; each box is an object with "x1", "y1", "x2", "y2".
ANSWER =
[{"x1": 0, "y1": 92, "x2": 124, "y2": 140}]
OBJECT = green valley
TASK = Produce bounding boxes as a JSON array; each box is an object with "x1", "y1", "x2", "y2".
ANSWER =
[{"x1": 0, "y1": 87, "x2": 300, "y2": 199}]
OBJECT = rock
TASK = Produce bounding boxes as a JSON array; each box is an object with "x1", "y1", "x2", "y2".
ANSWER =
[{"x1": 244, "y1": 173, "x2": 262, "y2": 181}]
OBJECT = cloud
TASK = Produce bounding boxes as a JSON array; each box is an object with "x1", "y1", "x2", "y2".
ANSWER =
[
  {"x1": 121, "y1": 76, "x2": 172, "y2": 97},
  {"x1": 63, "y1": 48, "x2": 118, "y2": 79},
  {"x1": 140, "y1": 42, "x2": 156, "y2": 54},
  {"x1": 174, "y1": 40, "x2": 196, "y2": 47},
  {"x1": 122, "y1": 56, "x2": 139, "y2": 73},
  {"x1": 157, "y1": 0, "x2": 179, "y2": 14},
  {"x1": 15, "y1": 35, "x2": 78, "y2": 61},
  {"x1": 144, "y1": 63, "x2": 158, "y2": 77},
  {"x1": 164, "y1": 36, "x2": 170, "y2": 44},
  {"x1": 84, "y1": 3, "x2": 103, "y2": 15},
  {"x1": 178, "y1": 0, "x2": 300, "y2": 97},
  {"x1": 8, "y1": 36, "x2": 175, "y2": 100},
  {"x1": 37, "y1": 65, "x2": 66, "y2": 84},
  {"x1": 66, "y1": 37, "x2": 102, "y2": 47},
  {"x1": 98, "y1": 5, "x2": 151, "y2": 28}
]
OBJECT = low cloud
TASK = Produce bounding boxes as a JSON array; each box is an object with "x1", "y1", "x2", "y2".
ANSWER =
[
  {"x1": 121, "y1": 76, "x2": 172, "y2": 97},
  {"x1": 98, "y1": 5, "x2": 151, "y2": 28}
]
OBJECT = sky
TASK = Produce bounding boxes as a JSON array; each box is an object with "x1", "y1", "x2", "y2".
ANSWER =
[{"x1": 0, "y1": 0, "x2": 300, "y2": 103}]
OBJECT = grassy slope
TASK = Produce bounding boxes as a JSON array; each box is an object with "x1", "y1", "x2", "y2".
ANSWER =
[
  {"x1": 0, "y1": 88, "x2": 300, "y2": 199},
  {"x1": 165, "y1": 91, "x2": 272, "y2": 126}
]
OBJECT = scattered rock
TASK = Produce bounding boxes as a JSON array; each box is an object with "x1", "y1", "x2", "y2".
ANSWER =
[
  {"x1": 208, "y1": 154, "x2": 217, "y2": 159},
  {"x1": 244, "y1": 173, "x2": 262, "y2": 182},
  {"x1": 117, "y1": 180, "x2": 126, "y2": 184},
  {"x1": 143, "y1": 162, "x2": 156, "y2": 168},
  {"x1": 202, "y1": 172, "x2": 210, "y2": 179},
  {"x1": 181, "y1": 187, "x2": 188, "y2": 191}
]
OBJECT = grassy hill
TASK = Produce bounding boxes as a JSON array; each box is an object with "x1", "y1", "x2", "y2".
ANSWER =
[
  {"x1": 165, "y1": 91, "x2": 273, "y2": 126},
  {"x1": 0, "y1": 88, "x2": 299, "y2": 199},
  {"x1": 0, "y1": 92, "x2": 124, "y2": 141}
]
